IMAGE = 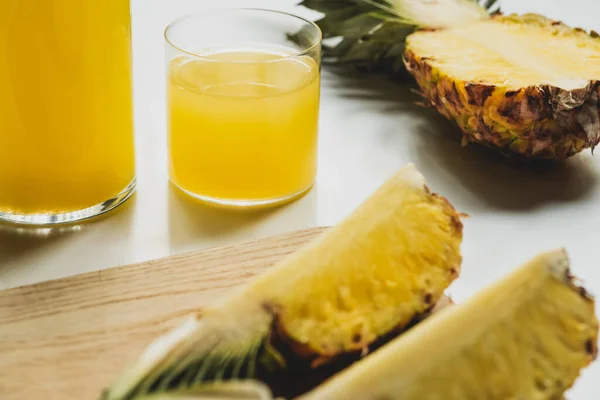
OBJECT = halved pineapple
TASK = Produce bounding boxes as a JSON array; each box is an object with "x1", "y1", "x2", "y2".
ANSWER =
[
  {"x1": 299, "y1": 0, "x2": 600, "y2": 160},
  {"x1": 405, "y1": 14, "x2": 600, "y2": 159},
  {"x1": 101, "y1": 164, "x2": 464, "y2": 400},
  {"x1": 298, "y1": 249, "x2": 599, "y2": 400}
]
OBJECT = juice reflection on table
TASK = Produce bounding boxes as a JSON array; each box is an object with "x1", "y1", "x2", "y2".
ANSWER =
[
  {"x1": 168, "y1": 45, "x2": 321, "y2": 206},
  {"x1": 0, "y1": 0, "x2": 136, "y2": 217}
]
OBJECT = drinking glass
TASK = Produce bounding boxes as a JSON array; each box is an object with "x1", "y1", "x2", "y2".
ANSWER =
[
  {"x1": 0, "y1": 0, "x2": 136, "y2": 225},
  {"x1": 165, "y1": 8, "x2": 322, "y2": 208}
]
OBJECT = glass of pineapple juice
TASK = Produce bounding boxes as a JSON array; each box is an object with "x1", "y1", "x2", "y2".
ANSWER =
[
  {"x1": 0, "y1": 0, "x2": 136, "y2": 225},
  {"x1": 165, "y1": 8, "x2": 322, "y2": 208}
]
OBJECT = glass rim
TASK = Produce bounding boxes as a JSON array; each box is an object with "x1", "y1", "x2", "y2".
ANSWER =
[{"x1": 164, "y1": 7, "x2": 323, "y2": 64}]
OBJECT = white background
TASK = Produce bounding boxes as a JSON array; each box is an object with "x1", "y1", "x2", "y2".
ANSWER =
[{"x1": 1, "y1": 0, "x2": 599, "y2": 397}]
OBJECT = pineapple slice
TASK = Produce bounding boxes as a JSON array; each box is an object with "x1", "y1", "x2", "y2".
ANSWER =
[
  {"x1": 101, "y1": 164, "x2": 463, "y2": 400},
  {"x1": 299, "y1": 0, "x2": 600, "y2": 159},
  {"x1": 298, "y1": 249, "x2": 599, "y2": 400},
  {"x1": 404, "y1": 14, "x2": 600, "y2": 159}
]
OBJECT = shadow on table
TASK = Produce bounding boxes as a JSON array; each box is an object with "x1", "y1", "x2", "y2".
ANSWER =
[
  {"x1": 323, "y1": 65, "x2": 421, "y2": 113},
  {"x1": 167, "y1": 182, "x2": 318, "y2": 255},
  {"x1": 412, "y1": 118, "x2": 599, "y2": 211},
  {"x1": 325, "y1": 65, "x2": 599, "y2": 211}
]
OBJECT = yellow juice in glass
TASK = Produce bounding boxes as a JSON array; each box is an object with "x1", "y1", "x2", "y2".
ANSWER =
[
  {"x1": 167, "y1": 46, "x2": 320, "y2": 206},
  {"x1": 0, "y1": 0, "x2": 135, "y2": 218}
]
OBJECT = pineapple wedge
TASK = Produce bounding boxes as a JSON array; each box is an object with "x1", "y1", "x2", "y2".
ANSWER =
[
  {"x1": 101, "y1": 164, "x2": 464, "y2": 400},
  {"x1": 404, "y1": 13, "x2": 600, "y2": 160},
  {"x1": 298, "y1": 249, "x2": 599, "y2": 400},
  {"x1": 299, "y1": 0, "x2": 600, "y2": 160}
]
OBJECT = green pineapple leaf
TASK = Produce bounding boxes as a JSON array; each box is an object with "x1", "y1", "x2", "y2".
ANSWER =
[
  {"x1": 100, "y1": 312, "x2": 283, "y2": 400},
  {"x1": 297, "y1": 0, "x2": 500, "y2": 72}
]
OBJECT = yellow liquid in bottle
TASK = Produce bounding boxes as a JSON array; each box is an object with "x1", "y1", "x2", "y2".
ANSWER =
[
  {"x1": 167, "y1": 46, "x2": 320, "y2": 205},
  {"x1": 0, "y1": 0, "x2": 135, "y2": 215}
]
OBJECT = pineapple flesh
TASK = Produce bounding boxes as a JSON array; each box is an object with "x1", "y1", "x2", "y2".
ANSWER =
[
  {"x1": 405, "y1": 14, "x2": 600, "y2": 159},
  {"x1": 101, "y1": 164, "x2": 464, "y2": 400},
  {"x1": 299, "y1": 0, "x2": 600, "y2": 159},
  {"x1": 297, "y1": 249, "x2": 599, "y2": 400}
]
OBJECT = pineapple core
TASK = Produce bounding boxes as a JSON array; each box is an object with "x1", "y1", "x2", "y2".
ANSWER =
[{"x1": 408, "y1": 17, "x2": 600, "y2": 90}]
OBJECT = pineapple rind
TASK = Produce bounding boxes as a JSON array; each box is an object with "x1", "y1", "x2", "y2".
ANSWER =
[
  {"x1": 102, "y1": 164, "x2": 464, "y2": 399},
  {"x1": 235, "y1": 164, "x2": 463, "y2": 364},
  {"x1": 404, "y1": 13, "x2": 600, "y2": 160},
  {"x1": 297, "y1": 249, "x2": 599, "y2": 400}
]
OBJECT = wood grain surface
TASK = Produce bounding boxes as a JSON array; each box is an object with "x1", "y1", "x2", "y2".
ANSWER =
[{"x1": 0, "y1": 227, "x2": 328, "y2": 400}]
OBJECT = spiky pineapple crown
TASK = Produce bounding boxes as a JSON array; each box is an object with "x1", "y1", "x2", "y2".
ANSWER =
[{"x1": 298, "y1": 0, "x2": 500, "y2": 72}]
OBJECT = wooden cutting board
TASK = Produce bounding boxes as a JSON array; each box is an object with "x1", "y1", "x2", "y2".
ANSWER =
[{"x1": 0, "y1": 227, "x2": 328, "y2": 400}]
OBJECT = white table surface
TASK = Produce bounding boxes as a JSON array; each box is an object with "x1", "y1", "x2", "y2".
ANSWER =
[{"x1": 1, "y1": 0, "x2": 599, "y2": 397}]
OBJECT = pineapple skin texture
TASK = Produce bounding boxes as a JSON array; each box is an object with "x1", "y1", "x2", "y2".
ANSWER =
[{"x1": 404, "y1": 14, "x2": 600, "y2": 160}]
